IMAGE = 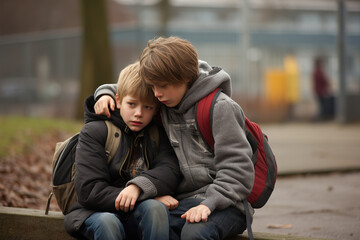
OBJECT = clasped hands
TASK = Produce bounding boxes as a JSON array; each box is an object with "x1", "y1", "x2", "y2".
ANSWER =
[
  {"x1": 114, "y1": 184, "x2": 179, "y2": 212},
  {"x1": 115, "y1": 184, "x2": 211, "y2": 223}
]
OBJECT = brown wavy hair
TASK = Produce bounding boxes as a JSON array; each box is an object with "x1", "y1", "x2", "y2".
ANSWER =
[{"x1": 139, "y1": 36, "x2": 199, "y2": 86}]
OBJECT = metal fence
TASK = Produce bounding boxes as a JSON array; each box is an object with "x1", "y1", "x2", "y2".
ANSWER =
[{"x1": 1, "y1": 5, "x2": 359, "y2": 121}]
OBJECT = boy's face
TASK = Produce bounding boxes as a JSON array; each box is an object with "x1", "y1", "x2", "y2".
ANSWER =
[
  {"x1": 149, "y1": 81, "x2": 188, "y2": 108},
  {"x1": 116, "y1": 95, "x2": 157, "y2": 132}
]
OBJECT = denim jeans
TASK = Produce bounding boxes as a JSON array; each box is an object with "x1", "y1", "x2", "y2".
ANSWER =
[
  {"x1": 169, "y1": 198, "x2": 247, "y2": 240},
  {"x1": 79, "y1": 199, "x2": 169, "y2": 240}
]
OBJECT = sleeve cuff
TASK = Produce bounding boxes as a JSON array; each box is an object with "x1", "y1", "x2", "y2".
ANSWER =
[
  {"x1": 127, "y1": 176, "x2": 157, "y2": 201},
  {"x1": 94, "y1": 84, "x2": 117, "y2": 101},
  {"x1": 200, "y1": 198, "x2": 216, "y2": 212}
]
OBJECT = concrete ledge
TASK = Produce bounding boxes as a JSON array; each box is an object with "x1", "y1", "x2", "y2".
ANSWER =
[
  {"x1": 0, "y1": 206, "x2": 75, "y2": 240},
  {"x1": 228, "y1": 233, "x2": 331, "y2": 240},
  {"x1": 0, "y1": 207, "x2": 329, "y2": 240}
]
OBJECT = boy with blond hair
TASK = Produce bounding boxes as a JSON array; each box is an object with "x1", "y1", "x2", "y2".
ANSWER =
[
  {"x1": 64, "y1": 62, "x2": 181, "y2": 240},
  {"x1": 94, "y1": 37, "x2": 254, "y2": 240}
]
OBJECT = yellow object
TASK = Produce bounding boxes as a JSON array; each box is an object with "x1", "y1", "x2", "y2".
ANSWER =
[
  {"x1": 264, "y1": 69, "x2": 287, "y2": 105},
  {"x1": 284, "y1": 55, "x2": 300, "y2": 103},
  {"x1": 264, "y1": 55, "x2": 300, "y2": 105}
]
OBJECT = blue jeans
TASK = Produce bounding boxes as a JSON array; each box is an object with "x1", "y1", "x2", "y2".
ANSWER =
[
  {"x1": 79, "y1": 199, "x2": 169, "y2": 240},
  {"x1": 169, "y1": 198, "x2": 247, "y2": 240}
]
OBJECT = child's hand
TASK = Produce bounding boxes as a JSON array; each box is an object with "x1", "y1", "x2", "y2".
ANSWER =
[
  {"x1": 155, "y1": 195, "x2": 179, "y2": 210},
  {"x1": 115, "y1": 184, "x2": 141, "y2": 212},
  {"x1": 94, "y1": 95, "x2": 115, "y2": 118},
  {"x1": 181, "y1": 204, "x2": 211, "y2": 223}
]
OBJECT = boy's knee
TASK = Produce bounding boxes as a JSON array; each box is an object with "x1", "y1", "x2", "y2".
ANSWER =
[
  {"x1": 85, "y1": 212, "x2": 125, "y2": 240},
  {"x1": 143, "y1": 199, "x2": 168, "y2": 217},
  {"x1": 150, "y1": 199, "x2": 168, "y2": 211},
  {"x1": 96, "y1": 212, "x2": 122, "y2": 229},
  {"x1": 135, "y1": 199, "x2": 169, "y2": 227},
  {"x1": 141, "y1": 199, "x2": 167, "y2": 212},
  {"x1": 181, "y1": 222, "x2": 219, "y2": 240}
]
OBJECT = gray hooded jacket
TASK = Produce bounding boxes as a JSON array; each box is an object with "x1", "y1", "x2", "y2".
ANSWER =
[{"x1": 95, "y1": 60, "x2": 255, "y2": 217}]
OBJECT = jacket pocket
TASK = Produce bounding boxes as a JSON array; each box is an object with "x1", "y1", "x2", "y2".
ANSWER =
[{"x1": 180, "y1": 165, "x2": 214, "y2": 191}]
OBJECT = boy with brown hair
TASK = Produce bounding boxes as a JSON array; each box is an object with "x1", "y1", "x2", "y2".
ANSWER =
[
  {"x1": 65, "y1": 62, "x2": 181, "y2": 240},
  {"x1": 94, "y1": 36, "x2": 255, "y2": 240}
]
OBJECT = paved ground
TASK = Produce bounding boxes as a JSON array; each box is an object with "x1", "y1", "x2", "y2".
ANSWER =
[
  {"x1": 261, "y1": 122, "x2": 360, "y2": 175},
  {"x1": 248, "y1": 121, "x2": 360, "y2": 240},
  {"x1": 251, "y1": 172, "x2": 360, "y2": 240}
]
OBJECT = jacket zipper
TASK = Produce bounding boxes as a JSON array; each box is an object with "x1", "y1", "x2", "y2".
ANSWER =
[{"x1": 118, "y1": 127, "x2": 150, "y2": 176}]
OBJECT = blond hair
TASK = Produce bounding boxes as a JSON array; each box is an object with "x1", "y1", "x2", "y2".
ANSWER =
[
  {"x1": 117, "y1": 62, "x2": 158, "y2": 105},
  {"x1": 139, "y1": 36, "x2": 199, "y2": 86}
]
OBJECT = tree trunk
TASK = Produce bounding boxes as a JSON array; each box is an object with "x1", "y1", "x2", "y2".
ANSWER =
[
  {"x1": 158, "y1": 0, "x2": 169, "y2": 37},
  {"x1": 77, "y1": 0, "x2": 113, "y2": 119}
]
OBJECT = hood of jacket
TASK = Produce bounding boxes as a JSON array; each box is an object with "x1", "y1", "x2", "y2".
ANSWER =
[
  {"x1": 83, "y1": 95, "x2": 127, "y2": 132},
  {"x1": 175, "y1": 60, "x2": 232, "y2": 114}
]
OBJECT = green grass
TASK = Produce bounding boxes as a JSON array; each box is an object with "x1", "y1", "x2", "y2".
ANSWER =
[{"x1": 0, "y1": 116, "x2": 82, "y2": 158}]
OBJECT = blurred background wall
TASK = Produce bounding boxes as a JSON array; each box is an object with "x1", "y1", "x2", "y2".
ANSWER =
[{"x1": 0, "y1": 0, "x2": 359, "y2": 122}]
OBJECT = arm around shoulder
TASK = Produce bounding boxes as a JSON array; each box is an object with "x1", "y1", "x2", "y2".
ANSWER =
[{"x1": 94, "y1": 83, "x2": 117, "y2": 100}]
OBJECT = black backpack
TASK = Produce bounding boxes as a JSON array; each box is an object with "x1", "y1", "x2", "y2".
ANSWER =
[{"x1": 45, "y1": 121, "x2": 121, "y2": 215}]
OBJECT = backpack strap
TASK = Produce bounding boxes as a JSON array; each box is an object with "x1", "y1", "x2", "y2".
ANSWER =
[
  {"x1": 196, "y1": 88, "x2": 222, "y2": 151},
  {"x1": 105, "y1": 120, "x2": 121, "y2": 163},
  {"x1": 243, "y1": 199, "x2": 255, "y2": 240},
  {"x1": 45, "y1": 192, "x2": 53, "y2": 215}
]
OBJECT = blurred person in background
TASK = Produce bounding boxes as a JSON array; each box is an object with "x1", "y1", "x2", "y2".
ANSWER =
[{"x1": 312, "y1": 56, "x2": 334, "y2": 120}]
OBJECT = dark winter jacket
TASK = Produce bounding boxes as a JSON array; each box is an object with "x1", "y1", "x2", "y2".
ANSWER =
[{"x1": 64, "y1": 96, "x2": 181, "y2": 236}]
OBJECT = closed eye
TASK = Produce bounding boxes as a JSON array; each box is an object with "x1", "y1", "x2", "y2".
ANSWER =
[
  {"x1": 127, "y1": 102, "x2": 135, "y2": 107},
  {"x1": 144, "y1": 105, "x2": 154, "y2": 110}
]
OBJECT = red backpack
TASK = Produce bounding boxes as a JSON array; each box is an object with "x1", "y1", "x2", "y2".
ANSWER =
[
  {"x1": 196, "y1": 88, "x2": 277, "y2": 240},
  {"x1": 196, "y1": 88, "x2": 277, "y2": 208}
]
